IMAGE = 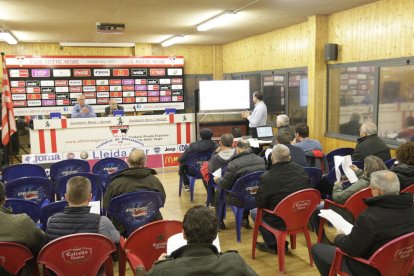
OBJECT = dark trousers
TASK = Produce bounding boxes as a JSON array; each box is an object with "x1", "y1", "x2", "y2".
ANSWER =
[
  {"x1": 311, "y1": 243, "x2": 352, "y2": 276},
  {"x1": 250, "y1": 127, "x2": 258, "y2": 138},
  {"x1": 250, "y1": 208, "x2": 283, "y2": 247},
  {"x1": 179, "y1": 164, "x2": 190, "y2": 186}
]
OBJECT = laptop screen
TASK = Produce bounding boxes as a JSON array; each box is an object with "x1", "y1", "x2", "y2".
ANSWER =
[{"x1": 256, "y1": 126, "x2": 273, "y2": 139}]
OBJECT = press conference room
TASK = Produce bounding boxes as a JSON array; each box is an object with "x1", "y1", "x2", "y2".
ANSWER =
[{"x1": 1, "y1": 0, "x2": 414, "y2": 275}]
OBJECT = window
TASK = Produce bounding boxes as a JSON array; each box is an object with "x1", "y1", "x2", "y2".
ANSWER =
[{"x1": 288, "y1": 73, "x2": 308, "y2": 125}]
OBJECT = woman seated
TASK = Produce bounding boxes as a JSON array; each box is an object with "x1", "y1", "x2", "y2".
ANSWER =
[
  {"x1": 391, "y1": 141, "x2": 414, "y2": 190},
  {"x1": 332, "y1": 155, "x2": 387, "y2": 204}
]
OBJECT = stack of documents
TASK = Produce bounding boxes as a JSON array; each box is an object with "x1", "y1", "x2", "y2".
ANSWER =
[{"x1": 318, "y1": 209, "x2": 353, "y2": 235}]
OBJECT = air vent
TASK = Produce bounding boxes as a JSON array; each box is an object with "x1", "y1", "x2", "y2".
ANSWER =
[{"x1": 96, "y1": 23, "x2": 125, "y2": 34}]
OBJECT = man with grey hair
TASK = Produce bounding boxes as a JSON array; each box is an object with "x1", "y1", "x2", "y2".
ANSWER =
[
  {"x1": 252, "y1": 144, "x2": 309, "y2": 253},
  {"x1": 71, "y1": 94, "x2": 96, "y2": 118},
  {"x1": 276, "y1": 114, "x2": 295, "y2": 140},
  {"x1": 312, "y1": 170, "x2": 414, "y2": 275},
  {"x1": 352, "y1": 121, "x2": 391, "y2": 162}
]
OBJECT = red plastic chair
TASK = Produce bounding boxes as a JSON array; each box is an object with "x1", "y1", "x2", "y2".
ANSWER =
[
  {"x1": 401, "y1": 183, "x2": 414, "y2": 193},
  {"x1": 0, "y1": 242, "x2": 40, "y2": 276},
  {"x1": 329, "y1": 232, "x2": 414, "y2": 276},
  {"x1": 317, "y1": 187, "x2": 372, "y2": 243},
  {"x1": 37, "y1": 233, "x2": 116, "y2": 276},
  {"x1": 252, "y1": 188, "x2": 321, "y2": 273},
  {"x1": 119, "y1": 220, "x2": 183, "y2": 276}
]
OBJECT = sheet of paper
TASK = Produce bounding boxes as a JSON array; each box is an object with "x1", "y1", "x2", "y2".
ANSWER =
[
  {"x1": 88, "y1": 201, "x2": 101, "y2": 214},
  {"x1": 248, "y1": 138, "x2": 260, "y2": 148},
  {"x1": 265, "y1": 148, "x2": 272, "y2": 159},
  {"x1": 334, "y1": 155, "x2": 343, "y2": 182},
  {"x1": 167, "y1": 233, "x2": 221, "y2": 254},
  {"x1": 342, "y1": 155, "x2": 358, "y2": 183},
  {"x1": 213, "y1": 168, "x2": 222, "y2": 178},
  {"x1": 318, "y1": 209, "x2": 353, "y2": 235}
]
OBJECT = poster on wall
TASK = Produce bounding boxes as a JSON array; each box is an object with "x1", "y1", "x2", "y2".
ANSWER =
[{"x1": 5, "y1": 56, "x2": 185, "y2": 116}]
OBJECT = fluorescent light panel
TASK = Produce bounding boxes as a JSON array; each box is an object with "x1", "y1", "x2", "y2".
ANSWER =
[
  {"x1": 161, "y1": 36, "x2": 183, "y2": 47},
  {"x1": 59, "y1": 42, "x2": 135, "y2": 48},
  {"x1": 0, "y1": 31, "x2": 18, "y2": 45},
  {"x1": 197, "y1": 11, "x2": 236, "y2": 32}
]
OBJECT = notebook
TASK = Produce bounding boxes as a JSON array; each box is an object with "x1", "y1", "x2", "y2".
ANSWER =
[{"x1": 256, "y1": 126, "x2": 274, "y2": 141}]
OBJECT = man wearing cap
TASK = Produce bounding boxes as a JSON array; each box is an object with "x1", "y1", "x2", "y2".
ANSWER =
[{"x1": 178, "y1": 128, "x2": 217, "y2": 190}]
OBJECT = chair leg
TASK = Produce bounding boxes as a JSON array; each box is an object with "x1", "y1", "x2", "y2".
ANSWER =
[
  {"x1": 276, "y1": 231, "x2": 287, "y2": 273},
  {"x1": 317, "y1": 217, "x2": 326, "y2": 243},
  {"x1": 251, "y1": 216, "x2": 260, "y2": 259},
  {"x1": 178, "y1": 175, "x2": 183, "y2": 196},
  {"x1": 303, "y1": 228, "x2": 314, "y2": 267},
  {"x1": 290, "y1": 234, "x2": 296, "y2": 249},
  {"x1": 189, "y1": 177, "x2": 196, "y2": 202},
  {"x1": 234, "y1": 207, "x2": 243, "y2": 243},
  {"x1": 104, "y1": 257, "x2": 114, "y2": 276},
  {"x1": 118, "y1": 247, "x2": 126, "y2": 276}
]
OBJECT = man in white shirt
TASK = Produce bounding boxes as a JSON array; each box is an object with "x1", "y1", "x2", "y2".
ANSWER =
[{"x1": 241, "y1": 91, "x2": 267, "y2": 138}]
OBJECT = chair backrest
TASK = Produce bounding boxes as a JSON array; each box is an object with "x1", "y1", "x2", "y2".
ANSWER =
[
  {"x1": 5, "y1": 176, "x2": 54, "y2": 206},
  {"x1": 107, "y1": 191, "x2": 164, "y2": 236},
  {"x1": 385, "y1": 158, "x2": 397, "y2": 169},
  {"x1": 305, "y1": 150, "x2": 326, "y2": 172},
  {"x1": 124, "y1": 220, "x2": 183, "y2": 271},
  {"x1": 54, "y1": 172, "x2": 103, "y2": 201},
  {"x1": 92, "y1": 158, "x2": 128, "y2": 188},
  {"x1": 4, "y1": 199, "x2": 41, "y2": 222},
  {"x1": 326, "y1": 147, "x2": 355, "y2": 171},
  {"x1": 49, "y1": 159, "x2": 90, "y2": 181},
  {"x1": 368, "y1": 231, "x2": 414, "y2": 275},
  {"x1": 273, "y1": 188, "x2": 321, "y2": 231},
  {"x1": 0, "y1": 242, "x2": 34, "y2": 275},
  {"x1": 342, "y1": 187, "x2": 372, "y2": 219},
  {"x1": 184, "y1": 150, "x2": 214, "y2": 178},
  {"x1": 39, "y1": 200, "x2": 68, "y2": 230},
  {"x1": 401, "y1": 184, "x2": 414, "y2": 193},
  {"x1": 229, "y1": 171, "x2": 265, "y2": 209},
  {"x1": 304, "y1": 167, "x2": 323, "y2": 188},
  {"x1": 2, "y1": 164, "x2": 47, "y2": 182},
  {"x1": 37, "y1": 233, "x2": 116, "y2": 276}
]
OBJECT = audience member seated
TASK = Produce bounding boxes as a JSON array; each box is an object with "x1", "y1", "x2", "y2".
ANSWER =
[
  {"x1": 292, "y1": 123, "x2": 323, "y2": 152},
  {"x1": 251, "y1": 144, "x2": 309, "y2": 254},
  {"x1": 147, "y1": 206, "x2": 257, "y2": 276},
  {"x1": 275, "y1": 114, "x2": 295, "y2": 141},
  {"x1": 267, "y1": 130, "x2": 307, "y2": 168},
  {"x1": 214, "y1": 140, "x2": 265, "y2": 229},
  {"x1": 390, "y1": 141, "x2": 414, "y2": 190},
  {"x1": 333, "y1": 155, "x2": 387, "y2": 204},
  {"x1": 104, "y1": 98, "x2": 124, "y2": 117},
  {"x1": 46, "y1": 176, "x2": 120, "y2": 243},
  {"x1": 312, "y1": 170, "x2": 414, "y2": 276},
  {"x1": 351, "y1": 122, "x2": 391, "y2": 162},
  {"x1": 340, "y1": 113, "x2": 361, "y2": 136},
  {"x1": 178, "y1": 128, "x2": 217, "y2": 190},
  {"x1": 396, "y1": 116, "x2": 414, "y2": 142},
  {"x1": 103, "y1": 149, "x2": 166, "y2": 213},
  {"x1": 0, "y1": 181, "x2": 45, "y2": 275},
  {"x1": 71, "y1": 94, "x2": 96, "y2": 118}
]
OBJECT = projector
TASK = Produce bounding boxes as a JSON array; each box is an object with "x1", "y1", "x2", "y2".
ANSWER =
[{"x1": 96, "y1": 23, "x2": 125, "y2": 34}]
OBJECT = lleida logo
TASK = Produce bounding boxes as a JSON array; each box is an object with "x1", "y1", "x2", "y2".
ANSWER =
[
  {"x1": 126, "y1": 206, "x2": 148, "y2": 218},
  {"x1": 17, "y1": 190, "x2": 39, "y2": 200},
  {"x1": 111, "y1": 125, "x2": 129, "y2": 140},
  {"x1": 62, "y1": 247, "x2": 92, "y2": 263},
  {"x1": 293, "y1": 200, "x2": 311, "y2": 212}
]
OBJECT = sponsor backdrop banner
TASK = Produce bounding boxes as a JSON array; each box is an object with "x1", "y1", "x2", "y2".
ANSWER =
[{"x1": 5, "y1": 55, "x2": 185, "y2": 115}]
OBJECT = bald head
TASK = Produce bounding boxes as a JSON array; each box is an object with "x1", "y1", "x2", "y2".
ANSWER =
[
  {"x1": 370, "y1": 170, "x2": 400, "y2": 195},
  {"x1": 128, "y1": 148, "x2": 147, "y2": 168},
  {"x1": 236, "y1": 139, "x2": 250, "y2": 154},
  {"x1": 272, "y1": 144, "x2": 291, "y2": 164}
]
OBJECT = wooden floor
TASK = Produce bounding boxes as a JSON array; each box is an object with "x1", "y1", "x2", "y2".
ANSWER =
[{"x1": 120, "y1": 168, "x2": 320, "y2": 276}]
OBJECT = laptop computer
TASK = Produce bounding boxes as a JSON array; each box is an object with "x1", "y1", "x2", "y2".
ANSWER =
[{"x1": 256, "y1": 126, "x2": 274, "y2": 141}]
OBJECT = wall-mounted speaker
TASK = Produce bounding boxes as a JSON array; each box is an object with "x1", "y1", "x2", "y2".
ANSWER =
[{"x1": 324, "y1": 43, "x2": 338, "y2": 61}]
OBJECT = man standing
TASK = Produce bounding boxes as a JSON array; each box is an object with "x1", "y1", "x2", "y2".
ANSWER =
[
  {"x1": 71, "y1": 94, "x2": 96, "y2": 118},
  {"x1": 312, "y1": 170, "x2": 414, "y2": 275},
  {"x1": 148, "y1": 206, "x2": 257, "y2": 276},
  {"x1": 46, "y1": 176, "x2": 119, "y2": 243},
  {"x1": 253, "y1": 144, "x2": 309, "y2": 253},
  {"x1": 241, "y1": 91, "x2": 267, "y2": 138},
  {"x1": 104, "y1": 99, "x2": 124, "y2": 116},
  {"x1": 215, "y1": 140, "x2": 265, "y2": 228},
  {"x1": 352, "y1": 122, "x2": 391, "y2": 162}
]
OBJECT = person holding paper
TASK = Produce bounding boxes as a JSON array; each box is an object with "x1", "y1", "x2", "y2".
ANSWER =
[
  {"x1": 312, "y1": 170, "x2": 414, "y2": 276},
  {"x1": 241, "y1": 91, "x2": 267, "y2": 138},
  {"x1": 104, "y1": 98, "x2": 124, "y2": 117},
  {"x1": 46, "y1": 176, "x2": 120, "y2": 243},
  {"x1": 71, "y1": 94, "x2": 97, "y2": 118},
  {"x1": 147, "y1": 206, "x2": 258, "y2": 276}
]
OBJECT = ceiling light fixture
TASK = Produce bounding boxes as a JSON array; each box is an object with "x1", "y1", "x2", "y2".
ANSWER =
[
  {"x1": 0, "y1": 31, "x2": 18, "y2": 45},
  {"x1": 197, "y1": 11, "x2": 237, "y2": 32},
  {"x1": 59, "y1": 42, "x2": 135, "y2": 48},
  {"x1": 161, "y1": 35, "x2": 184, "y2": 47}
]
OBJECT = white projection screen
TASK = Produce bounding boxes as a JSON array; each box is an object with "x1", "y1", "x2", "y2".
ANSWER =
[{"x1": 199, "y1": 80, "x2": 250, "y2": 111}]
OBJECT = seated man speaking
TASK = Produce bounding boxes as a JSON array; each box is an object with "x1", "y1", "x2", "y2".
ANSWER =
[
  {"x1": 312, "y1": 170, "x2": 414, "y2": 276},
  {"x1": 104, "y1": 98, "x2": 124, "y2": 117},
  {"x1": 71, "y1": 94, "x2": 96, "y2": 118}
]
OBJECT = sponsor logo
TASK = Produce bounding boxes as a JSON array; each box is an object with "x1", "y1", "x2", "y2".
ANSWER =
[
  {"x1": 13, "y1": 101, "x2": 27, "y2": 107},
  {"x1": 96, "y1": 79, "x2": 109, "y2": 85},
  {"x1": 160, "y1": 85, "x2": 170, "y2": 90},
  {"x1": 56, "y1": 99, "x2": 70, "y2": 105},
  {"x1": 110, "y1": 92, "x2": 122, "y2": 97},
  {"x1": 69, "y1": 80, "x2": 82, "y2": 86},
  {"x1": 172, "y1": 96, "x2": 183, "y2": 101},
  {"x1": 123, "y1": 97, "x2": 135, "y2": 103},
  {"x1": 148, "y1": 97, "x2": 159, "y2": 102},
  {"x1": 83, "y1": 86, "x2": 96, "y2": 92},
  {"x1": 83, "y1": 80, "x2": 95, "y2": 86},
  {"x1": 131, "y1": 69, "x2": 147, "y2": 76},
  {"x1": 41, "y1": 80, "x2": 54, "y2": 86},
  {"x1": 85, "y1": 98, "x2": 96, "y2": 105},
  {"x1": 80, "y1": 151, "x2": 89, "y2": 159},
  {"x1": 91, "y1": 149, "x2": 128, "y2": 159},
  {"x1": 97, "y1": 92, "x2": 109, "y2": 98},
  {"x1": 148, "y1": 91, "x2": 159, "y2": 96},
  {"x1": 42, "y1": 87, "x2": 55, "y2": 93},
  {"x1": 147, "y1": 79, "x2": 159, "y2": 84},
  {"x1": 69, "y1": 86, "x2": 82, "y2": 92},
  {"x1": 126, "y1": 206, "x2": 148, "y2": 218},
  {"x1": 26, "y1": 87, "x2": 41, "y2": 93},
  {"x1": 123, "y1": 91, "x2": 134, "y2": 97},
  {"x1": 293, "y1": 200, "x2": 311, "y2": 212},
  {"x1": 164, "y1": 146, "x2": 176, "y2": 152},
  {"x1": 150, "y1": 68, "x2": 165, "y2": 76},
  {"x1": 69, "y1": 93, "x2": 82, "y2": 99},
  {"x1": 97, "y1": 98, "x2": 110, "y2": 104},
  {"x1": 55, "y1": 80, "x2": 69, "y2": 86},
  {"x1": 135, "y1": 91, "x2": 147, "y2": 97},
  {"x1": 83, "y1": 92, "x2": 96, "y2": 98},
  {"x1": 110, "y1": 86, "x2": 122, "y2": 91},
  {"x1": 55, "y1": 87, "x2": 69, "y2": 93},
  {"x1": 148, "y1": 85, "x2": 159, "y2": 91},
  {"x1": 160, "y1": 91, "x2": 171, "y2": 96},
  {"x1": 135, "y1": 85, "x2": 147, "y2": 90},
  {"x1": 27, "y1": 100, "x2": 42, "y2": 106},
  {"x1": 97, "y1": 86, "x2": 109, "y2": 92},
  {"x1": 18, "y1": 190, "x2": 39, "y2": 200},
  {"x1": 123, "y1": 85, "x2": 134, "y2": 91},
  {"x1": 154, "y1": 147, "x2": 161, "y2": 154},
  {"x1": 246, "y1": 186, "x2": 259, "y2": 195},
  {"x1": 172, "y1": 91, "x2": 183, "y2": 96},
  {"x1": 122, "y1": 79, "x2": 134, "y2": 85},
  {"x1": 53, "y1": 69, "x2": 71, "y2": 77},
  {"x1": 178, "y1": 144, "x2": 189, "y2": 151},
  {"x1": 26, "y1": 80, "x2": 40, "y2": 86},
  {"x1": 135, "y1": 79, "x2": 147, "y2": 84},
  {"x1": 163, "y1": 153, "x2": 181, "y2": 167},
  {"x1": 172, "y1": 84, "x2": 183, "y2": 90},
  {"x1": 74, "y1": 69, "x2": 91, "y2": 77},
  {"x1": 160, "y1": 96, "x2": 171, "y2": 102},
  {"x1": 10, "y1": 81, "x2": 25, "y2": 87},
  {"x1": 62, "y1": 248, "x2": 92, "y2": 263},
  {"x1": 167, "y1": 68, "x2": 182, "y2": 76},
  {"x1": 32, "y1": 69, "x2": 50, "y2": 77},
  {"x1": 42, "y1": 94, "x2": 56, "y2": 99},
  {"x1": 135, "y1": 97, "x2": 147, "y2": 102},
  {"x1": 171, "y1": 78, "x2": 183, "y2": 84},
  {"x1": 10, "y1": 69, "x2": 29, "y2": 78},
  {"x1": 28, "y1": 94, "x2": 42, "y2": 100},
  {"x1": 93, "y1": 69, "x2": 110, "y2": 76},
  {"x1": 159, "y1": 79, "x2": 171, "y2": 84},
  {"x1": 113, "y1": 69, "x2": 129, "y2": 76},
  {"x1": 109, "y1": 79, "x2": 122, "y2": 85},
  {"x1": 11, "y1": 87, "x2": 26, "y2": 94},
  {"x1": 42, "y1": 100, "x2": 56, "y2": 106}
]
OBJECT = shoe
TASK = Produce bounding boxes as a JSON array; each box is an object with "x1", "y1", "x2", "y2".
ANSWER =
[
  {"x1": 241, "y1": 218, "x2": 252, "y2": 229},
  {"x1": 184, "y1": 185, "x2": 190, "y2": 191},
  {"x1": 219, "y1": 221, "x2": 226, "y2": 230},
  {"x1": 256, "y1": 242, "x2": 276, "y2": 254}
]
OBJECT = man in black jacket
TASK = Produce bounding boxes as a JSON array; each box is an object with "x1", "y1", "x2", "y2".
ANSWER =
[
  {"x1": 267, "y1": 130, "x2": 307, "y2": 168},
  {"x1": 214, "y1": 139, "x2": 265, "y2": 228},
  {"x1": 253, "y1": 144, "x2": 309, "y2": 253},
  {"x1": 352, "y1": 122, "x2": 391, "y2": 162},
  {"x1": 178, "y1": 128, "x2": 217, "y2": 190},
  {"x1": 312, "y1": 170, "x2": 414, "y2": 276}
]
